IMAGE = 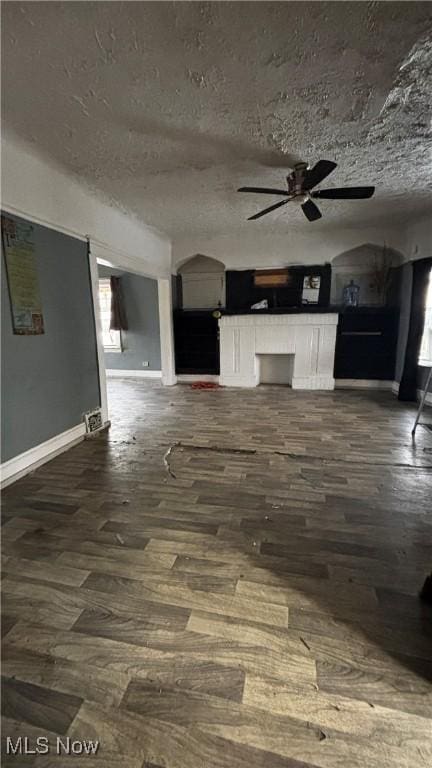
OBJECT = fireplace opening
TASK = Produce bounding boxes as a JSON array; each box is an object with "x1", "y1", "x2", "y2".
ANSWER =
[{"x1": 256, "y1": 354, "x2": 295, "y2": 386}]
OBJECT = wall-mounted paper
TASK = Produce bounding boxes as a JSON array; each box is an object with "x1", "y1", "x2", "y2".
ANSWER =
[
  {"x1": 302, "y1": 275, "x2": 320, "y2": 304},
  {"x1": 2, "y1": 215, "x2": 45, "y2": 334}
]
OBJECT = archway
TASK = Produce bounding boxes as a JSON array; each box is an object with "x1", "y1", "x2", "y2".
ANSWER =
[
  {"x1": 331, "y1": 243, "x2": 403, "y2": 306},
  {"x1": 178, "y1": 254, "x2": 225, "y2": 309}
]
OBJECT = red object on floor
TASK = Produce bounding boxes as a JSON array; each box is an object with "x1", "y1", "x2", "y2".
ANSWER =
[{"x1": 191, "y1": 381, "x2": 222, "y2": 389}]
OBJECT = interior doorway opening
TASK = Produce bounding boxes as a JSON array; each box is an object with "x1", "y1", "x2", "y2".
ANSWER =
[{"x1": 95, "y1": 260, "x2": 163, "y2": 421}]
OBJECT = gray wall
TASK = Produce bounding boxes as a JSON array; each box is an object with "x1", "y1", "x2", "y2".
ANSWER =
[
  {"x1": 1, "y1": 212, "x2": 100, "y2": 462},
  {"x1": 98, "y1": 265, "x2": 161, "y2": 371}
]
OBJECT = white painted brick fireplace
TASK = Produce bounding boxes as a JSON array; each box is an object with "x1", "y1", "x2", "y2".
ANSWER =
[{"x1": 219, "y1": 313, "x2": 339, "y2": 389}]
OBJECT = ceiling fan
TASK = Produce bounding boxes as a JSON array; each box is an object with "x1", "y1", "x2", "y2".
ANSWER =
[{"x1": 238, "y1": 160, "x2": 375, "y2": 222}]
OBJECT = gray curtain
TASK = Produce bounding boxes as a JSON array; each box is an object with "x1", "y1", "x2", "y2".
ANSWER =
[
  {"x1": 110, "y1": 276, "x2": 128, "y2": 331},
  {"x1": 398, "y1": 257, "x2": 432, "y2": 401}
]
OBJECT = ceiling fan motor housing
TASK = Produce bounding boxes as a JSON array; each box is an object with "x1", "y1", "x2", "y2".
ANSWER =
[{"x1": 288, "y1": 162, "x2": 309, "y2": 196}]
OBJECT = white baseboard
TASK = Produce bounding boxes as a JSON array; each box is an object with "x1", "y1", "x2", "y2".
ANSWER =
[
  {"x1": 1, "y1": 423, "x2": 86, "y2": 489},
  {"x1": 176, "y1": 374, "x2": 220, "y2": 383},
  {"x1": 335, "y1": 379, "x2": 394, "y2": 390},
  {"x1": 106, "y1": 369, "x2": 162, "y2": 379},
  {"x1": 292, "y1": 376, "x2": 335, "y2": 390}
]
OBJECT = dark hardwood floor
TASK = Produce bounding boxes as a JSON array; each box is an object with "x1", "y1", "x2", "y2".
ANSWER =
[{"x1": 2, "y1": 379, "x2": 432, "y2": 767}]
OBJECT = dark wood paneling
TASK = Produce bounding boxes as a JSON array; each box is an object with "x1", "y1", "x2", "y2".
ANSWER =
[
  {"x1": 334, "y1": 308, "x2": 399, "y2": 380},
  {"x1": 174, "y1": 310, "x2": 219, "y2": 374},
  {"x1": 226, "y1": 264, "x2": 331, "y2": 311}
]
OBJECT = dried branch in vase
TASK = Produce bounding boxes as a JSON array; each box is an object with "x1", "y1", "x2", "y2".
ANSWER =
[{"x1": 369, "y1": 243, "x2": 393, "y2": 302}]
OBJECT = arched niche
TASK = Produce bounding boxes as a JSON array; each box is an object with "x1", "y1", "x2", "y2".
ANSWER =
[
  {"x1": 331, "y1": 243, "x2": 403, "y2": 306},
  {"x1": 177, "y1": 254, "x2": 226, "y2": 309}
]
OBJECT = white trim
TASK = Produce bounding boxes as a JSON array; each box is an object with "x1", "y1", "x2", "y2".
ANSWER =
[
  {"x1": 88, "y1": 245, "x2": 109, "y2": 425},
  {"x1": 103, "y1": 345, "x2": 123, "y2": 353},
  {"x1": 158, "y1": 278, "x2": 177, "y2": 386},
  {"x1": 335, "y1": 379, "x2": 394, "y2": 390},
  {"x1": 220, "y1": 313, "x2": 339, "y2": 327},
  {"x1": 106, "y1": 369, "x2": 162, "y2": 379},
  {"x1": 292, "y1": 375, "x2": 335, "y2": 390},
  {"x1": 0, "y1": 424, "x2": 86, "y2": 489},
  {"x1": 177, "y1": 374, "x2": 220, "y2": 383},
  {"x1": 218, "y1": 376, "x2": 257, "y2": 388},
  {"x1": 1, "y1": 204, "x2": 88, "y2": 242},
  {"x1": 91, "y1": 240, "x2": 169, "y2": 281}
]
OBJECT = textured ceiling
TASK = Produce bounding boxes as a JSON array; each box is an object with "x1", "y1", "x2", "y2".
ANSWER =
[{"x1": 2, "y1": 1, "x2": 432, "y2": 238}]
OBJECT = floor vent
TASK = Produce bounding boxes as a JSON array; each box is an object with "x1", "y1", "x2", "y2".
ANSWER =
[{"x1": 84, "y1": 408, "x2": 103, "y2": 433}]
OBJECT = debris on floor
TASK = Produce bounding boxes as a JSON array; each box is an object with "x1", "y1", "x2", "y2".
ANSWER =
[
  {"x1": 163, "y1": 442, "x2": 179, "y2": 478},
  {"x1": 191, "y1": 381, "x2": 222, "y2": 390},
  {"x1": 159, "y1": 440, "x2": 432, "y2": 470},
  {"x1": 177, "y1": 442, "x2": 256, "y2": 456}
]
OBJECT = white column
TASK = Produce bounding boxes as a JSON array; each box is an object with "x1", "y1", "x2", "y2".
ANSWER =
[
  {"x1": 87, "y1": 243, "x2": 109, "y2": 424},
  {"x1": 158, "y1": 277, "x2": 177, "y2": 386}
]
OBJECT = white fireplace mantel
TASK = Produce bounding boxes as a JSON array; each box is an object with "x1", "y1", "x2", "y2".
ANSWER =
[{"x1": 219, "y1": 312, "x2": 338, "y2": 389}]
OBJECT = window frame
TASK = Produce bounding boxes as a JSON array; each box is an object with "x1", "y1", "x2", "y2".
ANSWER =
[
  {"x1": 98, "y1": 278, "x2": 122, "y2": 353},
  {"x1": 419, "y1": 267, "x2": 432, "y2": 365}
]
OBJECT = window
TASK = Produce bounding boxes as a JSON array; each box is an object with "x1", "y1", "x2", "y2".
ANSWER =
[
  {"x1": 419, "y1": 268, "x2": 432, "y2": 364},
  {"x1": 98, "y1": 278, "x2": 122, "y2": 352}
]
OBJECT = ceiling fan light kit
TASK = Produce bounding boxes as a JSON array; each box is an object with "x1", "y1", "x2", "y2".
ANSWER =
[{"x1": 238, "y1": 160, "x2": 375, "y2": 222}]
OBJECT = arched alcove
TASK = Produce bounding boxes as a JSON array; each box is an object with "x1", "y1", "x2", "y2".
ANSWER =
[
  {"x1": 178, "y1": 254, "x2": 226, "y2": 309},
  {"x1": 331, "y1": 243, "x2": 403, "y2": 306}
]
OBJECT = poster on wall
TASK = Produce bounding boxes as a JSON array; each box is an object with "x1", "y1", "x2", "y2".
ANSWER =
[
  {"x1": 302, "y1": 275, "x2": 321, "y2": 304},
  {"x1": 1, "y1": 215, "x2": 45, "y2": 334}
]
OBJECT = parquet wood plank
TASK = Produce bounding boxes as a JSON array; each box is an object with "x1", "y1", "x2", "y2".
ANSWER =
[
  {"x1": 121, "y1": 683, "x2": 426, "y2": 768},
  {"x1": 1, "y1": 646, "x2": 129, "y2": 708},
  {"x1": 68, "y1": 700, "x2": 320, "y2": 768},
  {"x1": 2, "y1": 379, "x2": 431, "y2": 767},
  {"x1": 1, "y1": 676, "x2": 82, "y2": 734},
  {"x1": 81, "y1": 571, "x2": 289, "y2": 627},
  {"x1": 243, "y1": 673, "x2": 432, "y2": 748}
]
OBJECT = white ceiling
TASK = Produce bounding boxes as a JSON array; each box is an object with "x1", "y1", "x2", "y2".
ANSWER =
[{"x1": 2, "y1": 2, "x2": 432, "y2": 239}]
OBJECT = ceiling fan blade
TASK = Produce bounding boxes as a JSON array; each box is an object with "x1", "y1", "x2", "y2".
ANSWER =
[
  {"x1": 304, "y1": 160, "x2": 337, "y2": 190},
  {"x1": 312, "y1": 186, "x2": 375, "y2": 200},
  {"x1": 301, "y1": 199, "x2": 322, "y2": 222},
  {"x1": 238, "y1": 186, "x2": 289, "y2": 196},
  {"x1": 248, "y1": 199, "x2": 290, "y2": 220}
]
